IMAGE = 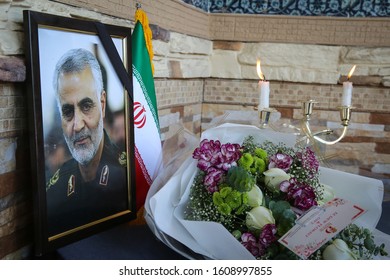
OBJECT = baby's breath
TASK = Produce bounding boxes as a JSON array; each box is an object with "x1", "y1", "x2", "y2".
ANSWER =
[{"x1": 185, "y1": 172, "x2": 238, "y2": 232}]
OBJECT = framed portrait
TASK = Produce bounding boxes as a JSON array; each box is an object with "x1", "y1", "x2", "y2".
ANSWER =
[{"x1": 23, "y1": 10, "x2": 136, "y2": 256}]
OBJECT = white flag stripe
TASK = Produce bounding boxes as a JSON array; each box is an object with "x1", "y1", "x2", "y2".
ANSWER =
[{"x1": 133, "y1": 76, "x2": 162, "y2": 179}]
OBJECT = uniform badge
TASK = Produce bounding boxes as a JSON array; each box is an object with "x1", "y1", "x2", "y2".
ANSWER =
[
  {"x1": 118, "y1": 152, "x2": 127, "y2": 167},
  {"x1": 67, "y1": 175, "x2": 75, "y2": 196},
  {"x1": 46, "y1": 169, "x2": 60, "y2": 190},
  {"x1": 99, "y1": 165, "x2": 109, "y2": 186}
]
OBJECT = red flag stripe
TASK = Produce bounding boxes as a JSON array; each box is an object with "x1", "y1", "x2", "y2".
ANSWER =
[{"x1": 134, "y1": 146, "x2": 152, "y2": 210}]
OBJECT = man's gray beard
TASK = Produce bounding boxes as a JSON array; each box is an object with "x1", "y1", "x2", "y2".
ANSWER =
[{"x1": 64, "y1": 119, "x2": 104, "y2": 166}]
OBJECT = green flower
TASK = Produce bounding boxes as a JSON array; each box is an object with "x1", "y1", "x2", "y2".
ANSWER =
[
  {"x1": 238, "y1": 153, "x2": 254, "y2": 171},
  {"x1": 218, "y1": 203, "x2": 232, "y2": 215},
  {"x1": 212, "y1": 191, "x2": 224, "y2": 205},
  {"x1": 225, "y1": 190, "x2": 242, "y2": 209},
  {"x1": 219, "y1": 186, "x2": 232, "y2": 198},
  {"x1": 250, "y1": 157, "x2": 266, "y2": 175},
  {"x1": 254, "y1": 148, "x2": 267, "y2": 161},
  {"x1": 213, "y1": 186, "x2": 248, "y2": 216}
]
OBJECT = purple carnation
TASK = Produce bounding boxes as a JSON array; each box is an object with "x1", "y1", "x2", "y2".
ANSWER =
[
  {"x1": 279, "y1": 180, "x2": 291, "y2": 193},
  {"x1": 193, "y1": 139, "x2": 222, "y2": 172},
  {"x1": 241, "y1": 232, "x2": 264, "y2": 257},
  {"x1": 192, "y1": 139, "x2": 242, "y2": 192},
  {"x1": 203, "y1": 167, "x2": 224, "y2": 193},
  {"x1": 268, "y1": 153, "x2": 293, "y2": 172},
  {"x1": 259, "y1": 224, "x2": 277, "y2": 247},
  {"x1": 216, "y1": 143, "x2": 241, "y2": 171},
  {"x1": 287, "y1": 183, "x2": 318, "y2": 211}
]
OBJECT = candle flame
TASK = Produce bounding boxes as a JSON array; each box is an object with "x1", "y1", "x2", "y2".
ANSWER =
[
  {"x1": 256, "y1": 59, "x2": 265, "y2": 81},
  {"x1": 347, "y1": 65, "x2": 356, "y2": 80}
]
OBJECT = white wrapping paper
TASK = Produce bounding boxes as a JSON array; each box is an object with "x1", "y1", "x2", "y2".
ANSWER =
[{"x1": 144, "y1": 123, "x2": 389, "y2": 259}]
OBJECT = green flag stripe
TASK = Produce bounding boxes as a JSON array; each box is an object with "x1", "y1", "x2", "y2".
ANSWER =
[
  {"x1": 132, "y1": 21, "x2": 159, "y2": 128},
  {"x1": 133, "y1": 66, "x2": 160, "y2": 134}
]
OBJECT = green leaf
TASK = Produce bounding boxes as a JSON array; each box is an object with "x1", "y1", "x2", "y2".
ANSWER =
[
  {"x1": 277, "y1": 209, "x2": 296, "y2": 236},
  {"x1": 364, "y1": 237, "x2": 375, "y2": 251},
  {"x1": 269, "y1": 200, "x2": 291, "y2": 220}
]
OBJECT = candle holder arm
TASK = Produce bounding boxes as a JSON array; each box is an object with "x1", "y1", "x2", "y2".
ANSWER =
[
  {"x1": 301, "y1": 120, "x2": 348, "y2": 145},
  {"x1": 300, "y1": 101, "x2": 352, "y2": 146}
]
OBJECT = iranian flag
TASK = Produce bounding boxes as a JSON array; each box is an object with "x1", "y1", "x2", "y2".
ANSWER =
[{"x1": 132, "y1": 9, "x2": 162, "y2": 210}]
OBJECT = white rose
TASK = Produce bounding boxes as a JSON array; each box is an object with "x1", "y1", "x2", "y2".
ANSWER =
[
  {"x1": 322, "y1": 239, "x2": 356, "y2": 260},
  {"x1": 246, "y1": 206, "x2": 275, "y2": 231},
  {"x1": 247, "y1": 185, "x2": 264, "y2": 207},
  {"x1": 318, "y1": 183, "x2": 335, "y2": 206},
  {"x1": 263, "y1": 168, "x2": 290, "y2": 190}
]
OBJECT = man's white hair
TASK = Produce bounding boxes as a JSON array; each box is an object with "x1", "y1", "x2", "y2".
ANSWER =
[{"x1": 53, "y1": 48, "x2": 104, "y2": 107}]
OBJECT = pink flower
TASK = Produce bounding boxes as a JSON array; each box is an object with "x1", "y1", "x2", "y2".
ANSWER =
[
  {"x1": 193, "y1": 139, "x2": 222, "y2": 172},
  {"x1": 192, "y1": 139, "x2": 242, "y2": 192},
  {"x1": 241, "y1": 232, "x2": 264, "y2": 257},
  {"x1": 287, "y1": 183, "x2": 318, "y2": 211},
  {"x1": 279, "y1": 180, "x2": 291, "y2": 192},
  {"x1": 259, "y1": 224, "x2": 277, "y2": 247},
  {"x1": 221, "y1": 143, "x2": 241, "y2": 162},
  {"x1": 268, "y1": 153, "x2": 293, "y2": 172},
  {"x1": 204, "y1": 167, "x2": 224, "y2": 193},
  {"x1": 280, "y1": 178, "x2": 317, "y2": 211}
]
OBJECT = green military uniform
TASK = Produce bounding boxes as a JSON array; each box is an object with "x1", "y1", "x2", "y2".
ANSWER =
[{"x1": 46, "y1": 130, "x2": 128, "y2": 237}]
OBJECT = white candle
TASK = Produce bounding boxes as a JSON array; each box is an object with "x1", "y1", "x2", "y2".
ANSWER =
[
  {"x1": 342, "y1": 81, "x2": 353, "y2": 107},
  {"x1": 259, "y1": 80, "x2": 270, "y2": 110},
  {"x1": 256, "y1": 59, "x2": 270, "y2": 110},
  {"x1": 341, "y1": 65, "x2": 356, "y2": 107}
]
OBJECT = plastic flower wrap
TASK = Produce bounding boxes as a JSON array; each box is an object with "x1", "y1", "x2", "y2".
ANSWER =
[
  {"x1": 184, "y1": 134, "x2": 387, "y2": 259},
  {"x1": 145, "y1": 123, "x2": 389, "y2": 260}
]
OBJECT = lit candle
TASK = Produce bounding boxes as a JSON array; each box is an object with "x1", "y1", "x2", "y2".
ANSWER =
[
  {"x1": 257, "y1": 59, "x2": 270, "y2": 110},
  {"x1": 342, "y1": 65, "x2": 356, "y2": 107}
]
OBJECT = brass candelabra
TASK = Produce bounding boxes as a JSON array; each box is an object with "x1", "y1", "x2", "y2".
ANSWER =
[
  {"x1": 258, "y1": 100, "x2": 353, "y2": 145},
  {"x1": 300, "y1": 100, "x2": 352, "y2": 145},
  {"x1": 258, "y1": 108, "x2": 276, "y2": 128}
]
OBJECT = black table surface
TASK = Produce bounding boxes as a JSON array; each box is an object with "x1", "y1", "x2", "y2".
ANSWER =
[{"x1": 56, "y1": 201, "x2": 390, "y2": 260}]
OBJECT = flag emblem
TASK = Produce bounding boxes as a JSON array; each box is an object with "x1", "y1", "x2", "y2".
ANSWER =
[{"x1": 134, "y1": 101, "x2": 147, "y2": 129}]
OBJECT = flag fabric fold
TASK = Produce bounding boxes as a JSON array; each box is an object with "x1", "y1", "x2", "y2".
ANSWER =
[{"x1": 132, "y1": 8, "x2": 162, "y2": 210}]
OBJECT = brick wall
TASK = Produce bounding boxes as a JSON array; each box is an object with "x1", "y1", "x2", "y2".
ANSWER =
[
  {"x1": 156, "y1": 78, "x2": 203, "y2": 140},
  {"x1": 0, "y1": 0, "x2": 389, "y2": 259},
  {"x1": 201, "y1": 78, "x2": 390, "y2": 182}
]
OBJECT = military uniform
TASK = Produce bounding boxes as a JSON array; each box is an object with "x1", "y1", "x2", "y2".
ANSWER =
[{"x1": 46, "y1": 130, "x2": 128, "y2": 237}]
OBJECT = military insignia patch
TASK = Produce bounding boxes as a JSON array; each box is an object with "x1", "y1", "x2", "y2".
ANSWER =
[
  {"x1": 100, "y1": 165, "x2": 109, "y2": 186},
  {"x1": 118, "y1": 151, "x2": 127, "y2": 167},
  {"x1": 46, "y1": 169, "x2": 60, "y2": 190},
  {"x1": 67, "y1": 175, "x2": 75, "y2": 196}
]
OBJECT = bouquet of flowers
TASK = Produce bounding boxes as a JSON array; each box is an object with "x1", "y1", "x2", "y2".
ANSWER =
[
  {"x1": 145, "y1": 123, "x2": 389, "y2": 260},
  {"x1": 185, "y1": 135, "x2": 387, "y2": 259}
]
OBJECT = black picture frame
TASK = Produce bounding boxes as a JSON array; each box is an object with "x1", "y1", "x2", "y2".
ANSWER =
[{"x1": 23, "y1": 10, "x2": 136, "y2": 256}]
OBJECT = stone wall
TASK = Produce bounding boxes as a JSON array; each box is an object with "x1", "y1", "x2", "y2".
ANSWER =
[
  {"x1": 55, "y1": 0, "x2": 390, "y2": 46},
  {"x1": 0, "y1": 0, "x2": 389, "y2": 259}
]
